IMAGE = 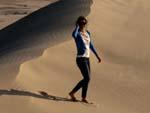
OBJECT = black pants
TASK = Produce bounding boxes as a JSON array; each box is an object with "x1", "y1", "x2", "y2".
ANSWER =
[{"x1": 71, "y1": 57, "x2": 90, "y2": 98}]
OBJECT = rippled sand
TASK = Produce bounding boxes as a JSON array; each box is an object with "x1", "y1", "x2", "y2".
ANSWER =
[{"x1": 0, "y1": 0, "x2": 56, "y2": 29}]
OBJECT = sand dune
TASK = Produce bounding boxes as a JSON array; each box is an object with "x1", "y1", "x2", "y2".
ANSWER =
[
  {"x1": 0, "y1": 0, "x2": 92, "y2": 87},
  {"x1": 0, "y1": 0, "x2": 150, "y2": 113},
  {"x1": 0, "y1": 0, "x2": 57, "y2": 29}
]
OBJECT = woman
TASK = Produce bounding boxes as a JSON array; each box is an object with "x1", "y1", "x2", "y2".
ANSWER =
[{"x1": 69, "y1": 16, "x2": 101, "y2": 103}]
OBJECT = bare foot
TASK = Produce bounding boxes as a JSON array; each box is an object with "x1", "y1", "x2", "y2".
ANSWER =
[
  {"x1": 81, "y1": 98, "x2": 89, "y2": 103},
  {"x1": 69, "y1": 92, "x2": 77, "y2": 101}
]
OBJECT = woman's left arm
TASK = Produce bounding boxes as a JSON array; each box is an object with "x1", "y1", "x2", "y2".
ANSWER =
[
  {"x1": 87, "y1": 30, "x2": 101, "y2": 63},
  {"x1": 90, "y1": 41, "x2": 101, "y2": 63}
]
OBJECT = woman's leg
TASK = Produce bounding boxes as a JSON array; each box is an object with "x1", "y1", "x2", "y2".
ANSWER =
[
  {"x1": 69, "y1": 58, "x2": 86, "y2": 94},
  {"x1": 81, "y1": 58, "x2": 90, "y2": 99},
  {"x1": 69, "y1": 58, "x2": 90, "y2": 100},
  {"x1": 70, "y1": 79, "x2": 84, "y2": 95}
]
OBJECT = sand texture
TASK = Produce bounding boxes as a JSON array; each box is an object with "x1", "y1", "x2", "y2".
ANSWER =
[{"x1": 0, "y1": 0, "x2": 150, "y2": 113}]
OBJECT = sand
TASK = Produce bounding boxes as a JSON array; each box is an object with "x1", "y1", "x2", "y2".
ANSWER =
[
  {"x1": 0, "y1": 0, "x2": 57, "y2": 29},
  {"x1": 0, "y1": 0, "x2": 150, "y2": 113}
]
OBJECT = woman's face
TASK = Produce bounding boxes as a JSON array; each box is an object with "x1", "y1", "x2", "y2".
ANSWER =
[{"x1": 79, "y1": 19, "x2": 87, "y2": 29}]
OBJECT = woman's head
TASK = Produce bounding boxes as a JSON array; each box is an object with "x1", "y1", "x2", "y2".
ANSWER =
[{"x1": 76, "y1": 16, "x2": 88, "y2": 27}]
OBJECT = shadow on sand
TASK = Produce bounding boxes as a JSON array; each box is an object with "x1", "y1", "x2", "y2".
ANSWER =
[{"x1": 0, "y1": 89, "x2": 76, "y2": 103}]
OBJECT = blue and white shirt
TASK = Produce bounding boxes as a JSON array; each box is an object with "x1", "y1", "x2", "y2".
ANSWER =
[{"x1": 72, "y1": 26, "x2": 98, "y2": 58}]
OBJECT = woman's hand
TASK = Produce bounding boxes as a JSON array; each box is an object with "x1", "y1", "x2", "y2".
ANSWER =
[{"x1": 97, "y1": 56, "x2": 101, "y2": 63}]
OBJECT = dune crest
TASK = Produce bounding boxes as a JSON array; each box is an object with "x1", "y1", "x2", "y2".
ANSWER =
[
  {"x1": 0, "y1": 0, "x2": 150, "y2": 113},
  {"x1": 0, "y1": 0, "x2": 93, "y2": 87}
]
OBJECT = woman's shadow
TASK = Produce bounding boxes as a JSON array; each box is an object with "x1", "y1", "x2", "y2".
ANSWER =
[{"x1": 0, "y1": 89, "x2": 77, "y2": 103}]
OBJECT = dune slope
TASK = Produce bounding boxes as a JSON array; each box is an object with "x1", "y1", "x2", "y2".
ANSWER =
[
  {"x1": 0, "y1": 0, "x2": 93, "y2": 87},
  {"x1": 0, "y1": 0, "x2": 150, "y2": 113}
]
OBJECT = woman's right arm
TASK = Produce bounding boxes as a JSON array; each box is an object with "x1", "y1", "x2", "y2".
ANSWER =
[{"x1": 72, "y1": 25, "x2": 79, "y2": 38}]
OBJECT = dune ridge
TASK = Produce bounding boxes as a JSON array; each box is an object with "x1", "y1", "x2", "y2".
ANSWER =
[
  {"x1": 0, "y1": 0, "x2": 93, "y2": 87},
  {"x1": 0, "y1": 0, "x2": 150, "y2": 113},
  {"x1": 17, "y1": 0, "x2": 150, "y2": 113}
]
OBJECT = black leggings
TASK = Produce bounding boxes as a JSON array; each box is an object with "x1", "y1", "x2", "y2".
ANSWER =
[{"x1": 71, "y1": 57, "x2": 90, "y2": 98}]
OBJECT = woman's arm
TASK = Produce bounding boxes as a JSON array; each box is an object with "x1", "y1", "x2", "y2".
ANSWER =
[
  {"x1": 72, "y1": 25, "x2": 79, "y2": 38},
  {"x1": 87, "y1": 30, "x2": 101, "y2": 63},
  {"x1": 90, "y1": 41, "x2": 101, "y2": 63}
]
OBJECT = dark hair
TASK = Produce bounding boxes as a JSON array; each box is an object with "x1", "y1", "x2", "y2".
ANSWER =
[{"x1": 76, "y1": 16, "x2": 88, "y2": 26}]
